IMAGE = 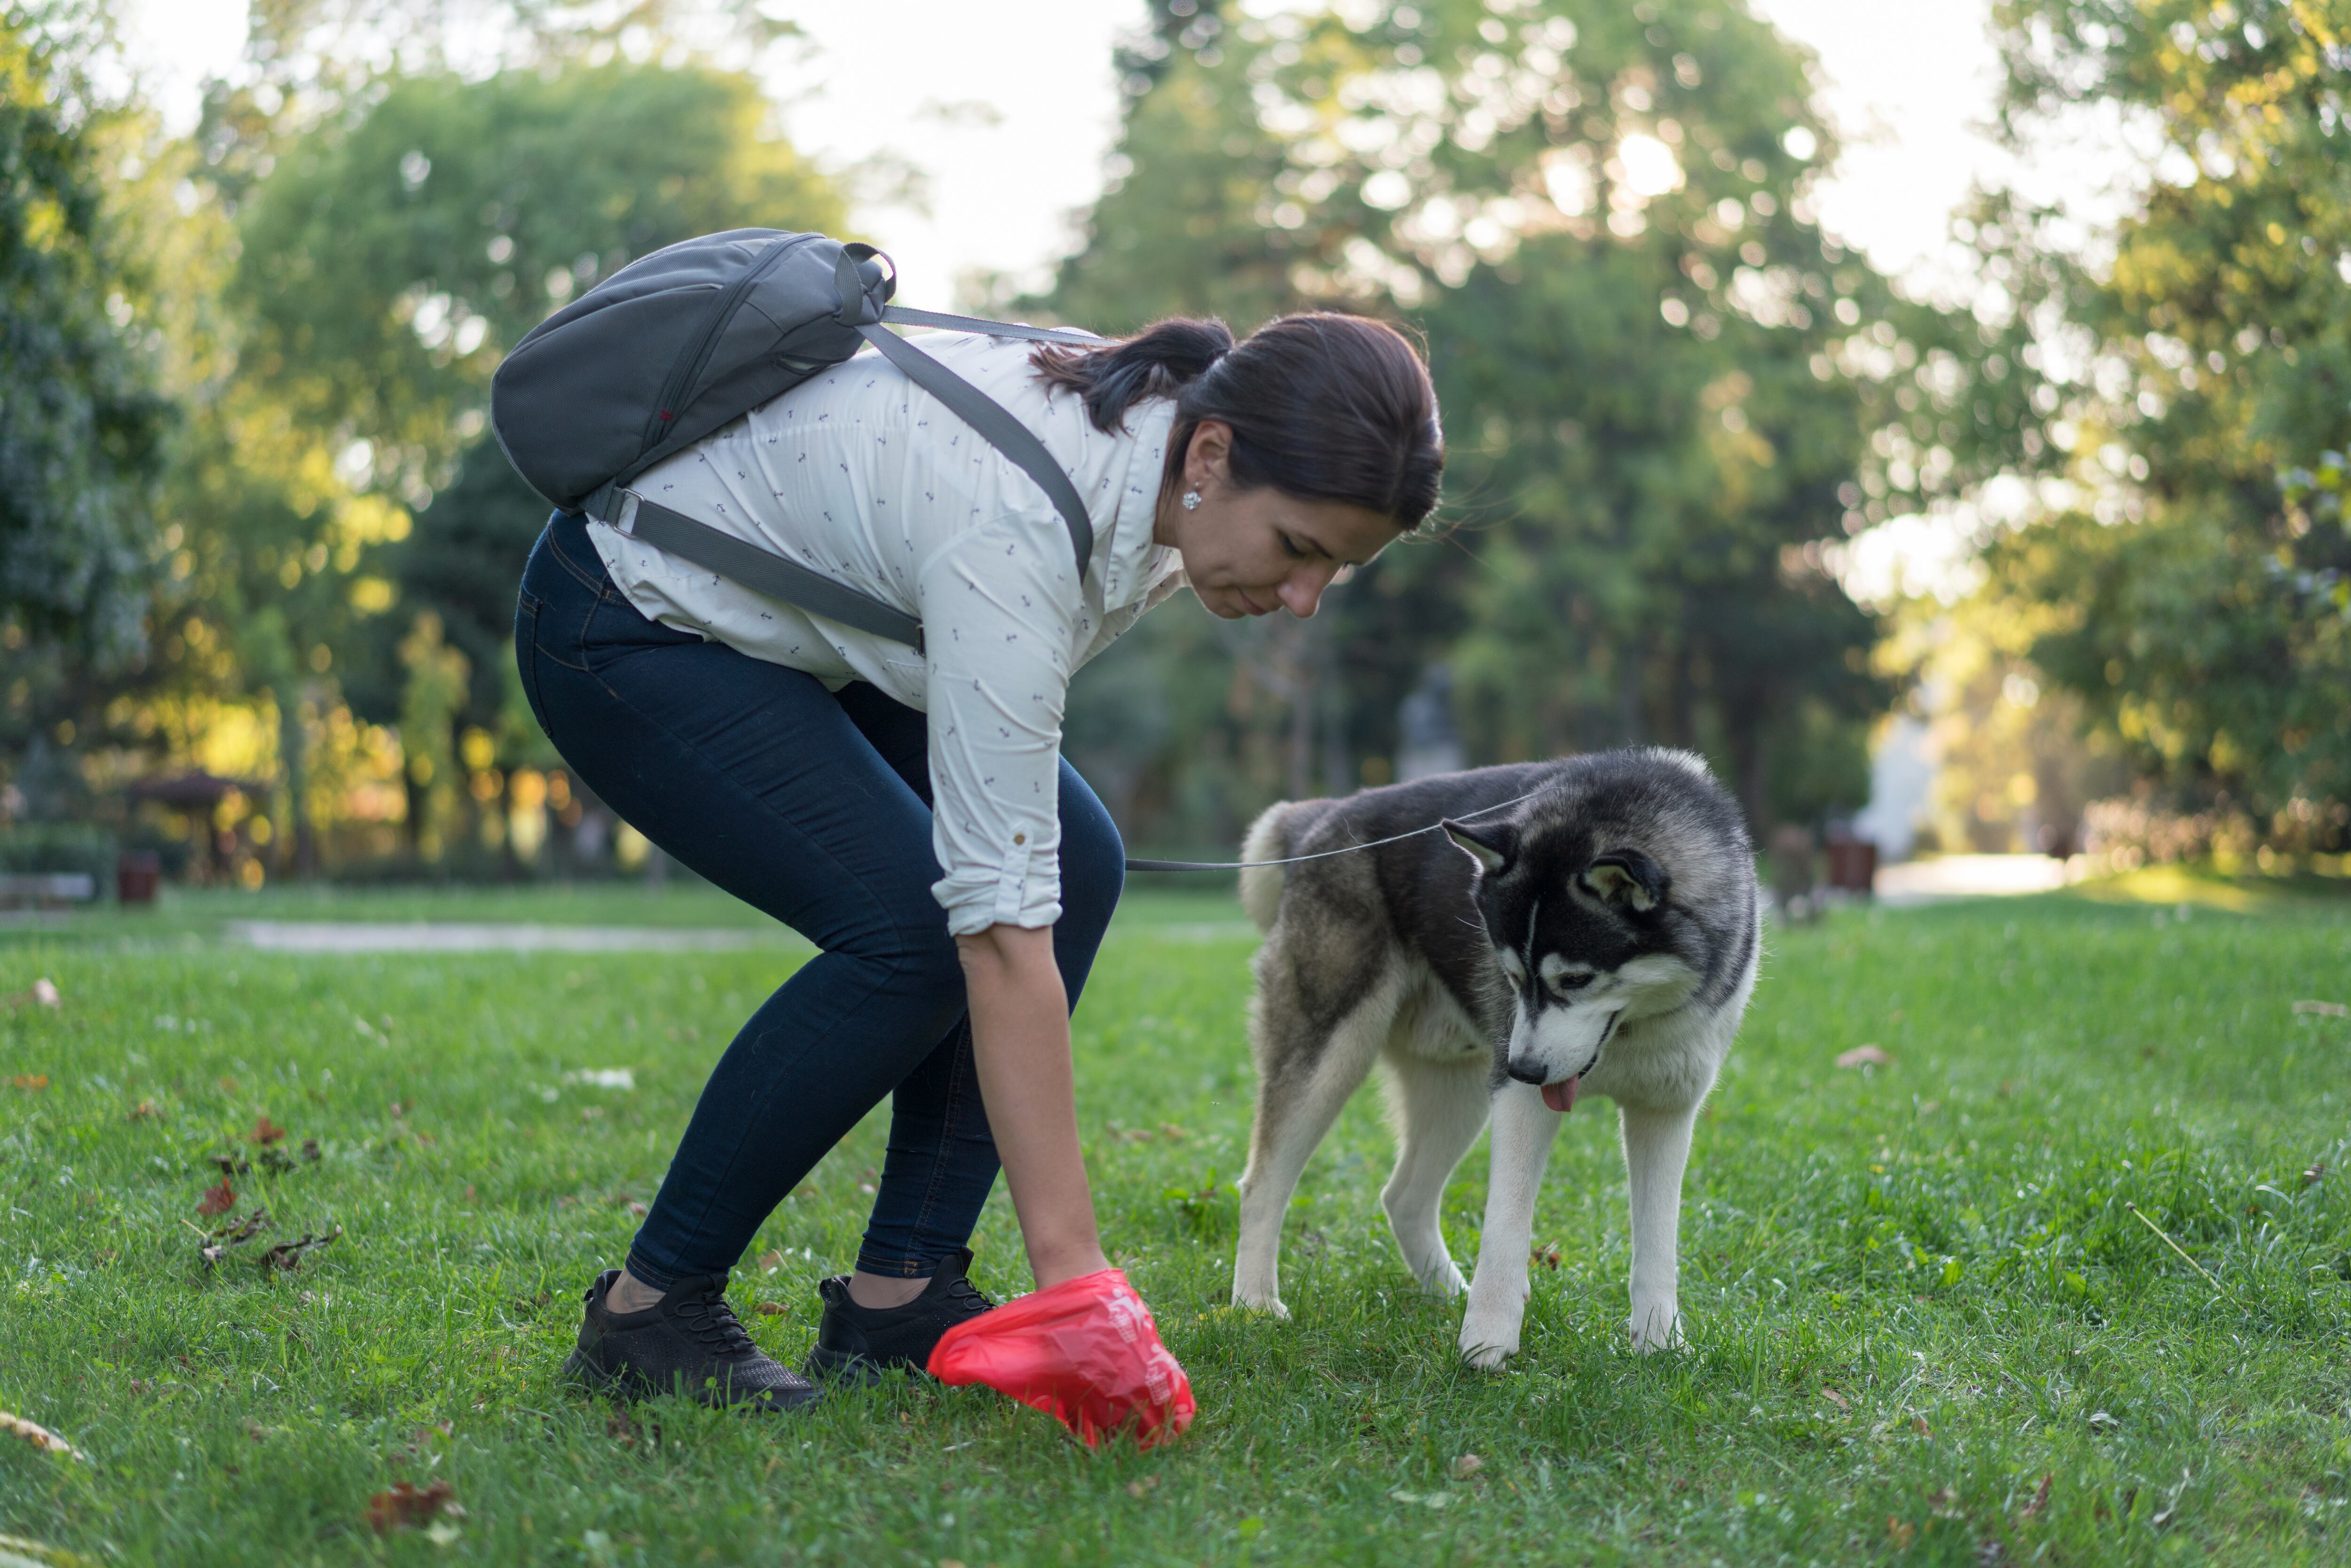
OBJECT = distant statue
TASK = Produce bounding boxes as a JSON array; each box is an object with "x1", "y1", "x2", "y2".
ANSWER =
[{"x1": 1396, "y1": 663, "x2": 1465, "y2": 782}]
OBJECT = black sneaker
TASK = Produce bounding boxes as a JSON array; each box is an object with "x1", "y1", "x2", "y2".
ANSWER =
[
  {"x1": 564, "y1": 1270, "x2": 820, "y2": 1412},
  {"x1": 802, "y1": 1248, "x2": 996, "y2": 1385}
]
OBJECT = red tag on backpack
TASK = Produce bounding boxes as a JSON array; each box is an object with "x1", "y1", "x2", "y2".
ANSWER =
[{"x1": 926, "y1": 1267, "x2": 1195, "y2": 1449}]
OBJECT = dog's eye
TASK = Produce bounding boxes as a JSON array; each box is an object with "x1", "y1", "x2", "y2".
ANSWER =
[{"x1": 1546, "y1": 971, "x2": 1595, "y2": 995}]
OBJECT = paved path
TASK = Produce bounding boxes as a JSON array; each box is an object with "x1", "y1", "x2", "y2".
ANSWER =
[
  {"x1": 228, "y1": 921, "x2": 794, "y2": 953},
  {"x1": 1874, "y1": 853, "x2": 2082, "y2": 905}
]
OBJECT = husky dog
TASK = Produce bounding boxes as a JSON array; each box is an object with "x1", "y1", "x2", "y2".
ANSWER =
[{"x1": 1230, "y1": 749, "x2": 1759, "y2": 1366}]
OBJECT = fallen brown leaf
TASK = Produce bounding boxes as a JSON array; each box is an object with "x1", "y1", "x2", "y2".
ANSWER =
[
  {"x1": 1530, "y1": 1242, "x2": 1562, "y2": 1270},
  {"x1": 1, "y1": 1410, "x2": 90, "y2": 1463},
  {"x1": 755, "y1": 1302, "x2": 785, "y2": 1317},
  {"x1": 2019, "y1": 1472, "x2": 2051, "y2": 1521},
  {"x1": 252, "y1": 1115, "x2": 287, "y2": 1146},
  {"x1": 1886, "y1": 1516, "x2": 1917, "y2": 1549},
  {"x1": 756, "y1": 1249, "x2": 784, "y2": 1273},
  {"x1": 127, "y1": 1099, "x2": 160, "y2": 1121},
  {"x1": 1912, "y1": 1415, "x2": 1932, "y2": 1436},
  {"x1": 1837, "y1": 1044, "x2": 1893, "y2": 1070},
  {"x1": 1451, "y1": 1453, "x2": 1485, "y2": 1480},
  {"x1": 196, "y1": 1180, "x2": 236, "y2": 1218},
  {"x1": 260, "y1": 1227, "x2": 342, "y2": 1272},
  {"x1": 2290, "y1": 1000, "x2": 2347, "y2": 1018},
  {"x1": 365, "y1": 1479, "x2": 459, "y2": 1534},
  {"x1": 10, "y1": 1074, "x2": 50, "y2": 1091},
  {"x1": 199, "y1": 1207, "x2": 273, "y2": 1268},
  {"x1": 1820, "y1": 1387, "x2": 1850, "y2": 1410},
  {"x1": 209, "y1": 1153, "x2": 250, "y2": 1175},
  {"x1": 1125, "y1": 1474, "x2": 1160, "y2": 1498}
]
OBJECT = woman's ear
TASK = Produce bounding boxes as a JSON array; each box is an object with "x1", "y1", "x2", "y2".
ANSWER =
[{"x1": 1186, "y1": 419, "x2": 1233, "y2": 489}]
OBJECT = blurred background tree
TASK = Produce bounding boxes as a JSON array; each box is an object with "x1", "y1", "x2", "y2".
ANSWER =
[
  {"x1": 2, "y1": 0, "x2": 2343, "y2": 886},
  {"x1": 1038, "y1": 0, "x2": 1992, "y2": 850},
  {"x1": 0, "y1": 0, "x2": 172, "y2": 827},
  {"x1": 1963, "y1": 0, "x2": 2351, "y2": 863}
]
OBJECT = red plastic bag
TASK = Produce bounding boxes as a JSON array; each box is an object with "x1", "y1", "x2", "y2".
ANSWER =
[{"x1": 927, "y1": 1267, "x2": 1195, "y2": 1449}]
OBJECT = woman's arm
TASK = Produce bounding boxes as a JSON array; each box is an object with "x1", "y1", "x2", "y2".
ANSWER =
[{"x1": 956, "y1": 922, "x2": 1109, "y2": 1289}]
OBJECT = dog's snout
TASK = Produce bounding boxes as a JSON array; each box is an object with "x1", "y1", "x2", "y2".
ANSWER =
[{"x1": 1506, "y1": 1059, "x2": 1547, "y2": 1085}]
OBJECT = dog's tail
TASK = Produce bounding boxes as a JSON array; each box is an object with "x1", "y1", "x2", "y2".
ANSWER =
[{"x1": 1238, "y1": 801, "x2": 1296, "y2": 933}]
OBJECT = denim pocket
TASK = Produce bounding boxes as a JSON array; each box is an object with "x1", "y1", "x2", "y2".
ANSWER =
[{"x1": 581, "y1": 591, "x2": 705, "y2": 656}]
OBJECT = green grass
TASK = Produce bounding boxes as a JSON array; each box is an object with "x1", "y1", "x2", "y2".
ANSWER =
[{"x1": 3, "y1": 885, "x2": 2349, "y2": 1566}]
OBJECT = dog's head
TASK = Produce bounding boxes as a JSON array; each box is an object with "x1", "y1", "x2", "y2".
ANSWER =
[{"x1": 1443, "y1": 755, "x2": 1744, "y2": 1107}]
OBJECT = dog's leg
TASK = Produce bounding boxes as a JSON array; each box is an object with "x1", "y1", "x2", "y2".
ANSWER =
[
  {"x1": 1457, "y1": 1079, "x2": 1561, "y2": 1369},
  {"x1": 1619, "y1": 1103, "x2": 1699, "y2": 1352},
  {"x1": 1233, "y1": 979, "x2": 1397, "y2": 1317},
  {"x1": 1378, "y1": 1053, "x2": 1489, "y2": 1298}
]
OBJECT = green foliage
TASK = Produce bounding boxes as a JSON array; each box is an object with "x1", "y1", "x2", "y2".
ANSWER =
[
  {"x1": 1973, "y1": 0, "x2": 2351, "y2": 844},
  {"x1": 2, "y1": 887, "x2": 2348, "y2": 1562},
  {"x1": 232, "y1": 59, "x2": 845, "y2": 503},
  {"x1": 0, "y1": 4, "x2": 170, "y2": 662},
  {"x1": 1047, "y1": 0, "x2": 1944, "y2": 840}
]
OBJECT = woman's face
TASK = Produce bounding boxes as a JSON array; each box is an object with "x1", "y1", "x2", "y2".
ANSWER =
[{"x1": 1153, "y1": 421, "x2": 1400, "y2": 620}]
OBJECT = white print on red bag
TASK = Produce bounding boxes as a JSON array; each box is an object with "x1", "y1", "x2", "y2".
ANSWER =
[
  {"x1": 1104, "y1": 1288, "x2": 1147, "y2": 1346},
  {"x1": 1142, "y1": 1346, "x2": 1177, "y2": 1405}
]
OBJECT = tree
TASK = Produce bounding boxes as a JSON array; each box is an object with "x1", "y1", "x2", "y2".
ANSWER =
[
  {"x1": 1040, "y1": 0, "x2": 1944, "y2": 841},
  {"x1": 1972, "y1": 0, "x2": 2351, "y2": 852},
  {"x1": 0, "y1": 2, "x2": 172, "y2": 826},
  {"x1": 141, "y1": 26, "x2": 846, "y2": 872}
]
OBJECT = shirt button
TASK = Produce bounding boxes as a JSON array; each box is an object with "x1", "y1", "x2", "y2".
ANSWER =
[{"x1": 1013, "y1": 832, "x2": 1026, "y2": 845}]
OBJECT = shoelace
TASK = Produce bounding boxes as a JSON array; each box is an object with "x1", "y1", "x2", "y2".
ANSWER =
[
  {"x1": 671, "y1": 1289, "x2": 757, "y2": 1355},
  {"x1": 938, "y1": 1273, "x2": 994, "y2": 1318}
]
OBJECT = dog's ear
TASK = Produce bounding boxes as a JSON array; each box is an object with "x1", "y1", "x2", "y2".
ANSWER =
[
  {"x1": 1582, "y1": 849, "x2": 1669, "y2": 914},
  {"x1": 1442, "y1": 819, "x2": 1516, "y2": 876}
]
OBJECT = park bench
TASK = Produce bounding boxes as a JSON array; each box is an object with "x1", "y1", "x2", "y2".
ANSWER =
[{"x1": 0, "y1": 873, "x2": 97, "y2": 909}]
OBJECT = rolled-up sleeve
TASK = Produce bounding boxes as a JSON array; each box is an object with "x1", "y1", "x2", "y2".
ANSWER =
[{"x1": 917, "y1": 510, "x2": 1080, "y2": 936}]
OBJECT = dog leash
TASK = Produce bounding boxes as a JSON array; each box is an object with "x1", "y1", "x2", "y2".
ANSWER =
[{"x1": 1122, "y1": 786, "x2": 1550, "y2": 873}]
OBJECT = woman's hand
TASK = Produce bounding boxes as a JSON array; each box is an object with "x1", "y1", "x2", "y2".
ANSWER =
[{"x1": 956, "y1": 923, "x2": 1110, "y2": 1290}]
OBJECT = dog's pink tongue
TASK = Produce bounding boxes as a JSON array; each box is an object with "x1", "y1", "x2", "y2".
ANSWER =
[{"x1": 1542, "y1": 1076, "x2": 1580, "y2": 1114}]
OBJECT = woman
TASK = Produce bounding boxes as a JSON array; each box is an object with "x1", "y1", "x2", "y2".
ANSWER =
[{"x1": 515, "y1": 310, "x2": 1443, "y2": 1410}]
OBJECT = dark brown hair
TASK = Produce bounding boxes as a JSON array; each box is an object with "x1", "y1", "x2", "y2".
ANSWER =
[{"x1": 1031, "y1": 312, "x2": 1444, "y2": 531}]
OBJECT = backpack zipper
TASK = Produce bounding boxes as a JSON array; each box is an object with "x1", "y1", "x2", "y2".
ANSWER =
[{"x1": 638, "y1": 231, "x2": 816, "y2": 455}]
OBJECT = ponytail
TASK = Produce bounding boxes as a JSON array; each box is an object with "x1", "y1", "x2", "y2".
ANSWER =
[
  {"x1": 1030, "y1": 318, "x2": 1236, "y2": 434},
  {"x1": 1032, "y1": 311, "x2": 1443, "y2": 533}
]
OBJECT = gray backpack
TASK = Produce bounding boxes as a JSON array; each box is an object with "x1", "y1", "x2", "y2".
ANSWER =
[{"x1": 490, "y1": 229, "x2": 1102, "y2": 651}]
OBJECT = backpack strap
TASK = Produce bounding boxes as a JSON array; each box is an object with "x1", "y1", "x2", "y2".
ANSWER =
[
  {"x1": 611, "y1": 490, "x2": 927, "y2": 652},
  {"x1": 836, "y1": 246, "x2": 1101, "y2": 574},
  {"x1": 879, "y1": 306, "x2": 1103, "y2": 347}
]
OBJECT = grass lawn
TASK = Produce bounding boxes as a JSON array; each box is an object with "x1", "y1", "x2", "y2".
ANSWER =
[{"x1": 3, "y1": 880, "x2": 2348, "y2": 1566}]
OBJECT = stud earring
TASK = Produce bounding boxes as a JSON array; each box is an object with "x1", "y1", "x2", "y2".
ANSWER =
[{"x1": 1182, "y1": 489, "x2": 1202, "y2": 511}]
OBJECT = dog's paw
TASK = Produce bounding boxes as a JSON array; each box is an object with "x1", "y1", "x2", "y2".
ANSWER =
[
  {"x1": 1625, "y1": 1302, "x2": 1684, "y2": 1353},
  {"x1": 1458, "y1": 1303, "x2": 1521, "y2": 1369},
  {"x1": 1231, "y1": 1292, "x2": 1292, "y2": 1321}
]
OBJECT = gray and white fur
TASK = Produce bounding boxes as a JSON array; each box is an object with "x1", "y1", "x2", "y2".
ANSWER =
[{"x1": 1230, "y1": 748, "x2": 1759, "y2": 1365}]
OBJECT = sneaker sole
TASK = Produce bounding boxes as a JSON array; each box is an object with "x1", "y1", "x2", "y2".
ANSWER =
[
  {"x1": 567, "y1": 1348, "x2": 822, "y2": 1412},
  {"x1": 801, "y1": 1341, "x2": 927, "y2": 1387}
]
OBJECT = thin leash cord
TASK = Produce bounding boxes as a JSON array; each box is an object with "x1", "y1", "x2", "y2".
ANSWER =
[{"x1": 1122, "y1": 785, "x2": 1549, "y2": 874}]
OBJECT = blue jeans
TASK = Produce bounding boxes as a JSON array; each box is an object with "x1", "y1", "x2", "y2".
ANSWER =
[{"x1": 513, "y1": 513, "x2": 1124, "y2": 1286}]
